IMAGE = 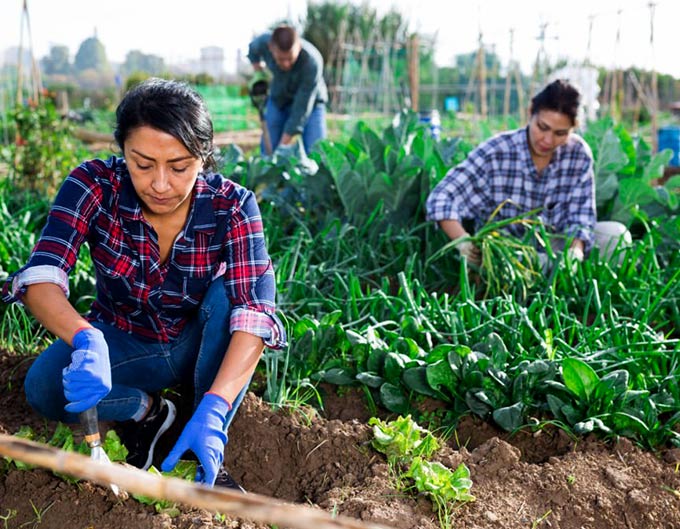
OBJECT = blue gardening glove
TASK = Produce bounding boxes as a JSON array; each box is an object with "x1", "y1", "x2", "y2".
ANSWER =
[
  {"x1": 62, "y1": 327, "x2": 112, "y2": 413},
  {"x1": 161, "y1": 392, "x2": 231, "y2": 486}
]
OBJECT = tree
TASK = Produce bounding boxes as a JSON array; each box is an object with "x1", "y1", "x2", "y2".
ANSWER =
[
  {"x1": 41, "y1": 45, "x2": 71, "y2": 75},
  {"x1": 301, "y1": 2, "x2": 350, "y2": 63},
  {"x1": 121, "y1": 50, "x2": 165, "y2": 76},
  {"x1": 74, "y1": 35, "x2": 109, "y2": 72}
]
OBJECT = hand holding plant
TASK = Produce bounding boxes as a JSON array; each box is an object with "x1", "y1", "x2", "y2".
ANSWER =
[{"x1": 456, "y1": 235, "x2": 481, "y2": 266}]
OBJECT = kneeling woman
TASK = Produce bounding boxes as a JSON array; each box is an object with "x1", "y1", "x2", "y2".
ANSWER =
[{"x1": 2, "y1": 78, "x2": 286, "y2": 489}]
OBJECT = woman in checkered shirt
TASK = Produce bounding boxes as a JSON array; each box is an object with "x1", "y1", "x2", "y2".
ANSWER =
[
  {"x1": 426, "y1": 79, "x2": 630, "y2": 269},
  {"x1": 3, "y1": 78, "x2": 286, "y2": 490}
]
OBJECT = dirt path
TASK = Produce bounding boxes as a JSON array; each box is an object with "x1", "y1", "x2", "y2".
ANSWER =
[{"x1": 1, "y1": 351, "x2": 679, "y2": 529}]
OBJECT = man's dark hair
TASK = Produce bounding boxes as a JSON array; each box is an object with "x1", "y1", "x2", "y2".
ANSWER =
[
  {"x1": 530, "y1": 79, "x2": 581, "y2": 125},
  {"x1": 114, "y1": 77, "x2": 216, "y2": 170},
  {"x1": 270, "y1": 25, "x2": 297, "y2": 52}
]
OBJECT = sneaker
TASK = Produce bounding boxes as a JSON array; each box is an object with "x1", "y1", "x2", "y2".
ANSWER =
[
  {"x1": 121, "y1": 396, "x2": 177, "y2": 470},
  {"x1": 214, "y1": 467, "x2": 246, "y2": 493}
]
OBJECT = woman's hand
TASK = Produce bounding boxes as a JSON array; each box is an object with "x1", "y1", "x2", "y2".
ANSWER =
[
  {"x1": 161, "y1": 392, "x2": 232, "y2": 486},
  {"x1": 457, "y1": 238, "x2": 482, "y2": 266},
  {"x1": 62, "y1": 327, "x2": 112, "y2": 412}
]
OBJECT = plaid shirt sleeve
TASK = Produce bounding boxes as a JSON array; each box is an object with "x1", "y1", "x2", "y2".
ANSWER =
[
  {"x1": 564, "y1": 142, "x2": 596, "y2": 249},
  {"x1": 223, "y1": 190, "x2": 286, "y2": 349},
  {"x1": 2, "y1": 163, "x2": 100, "y2": 303},
  {"x1": 426, "y1": 145, "x2": 490, "y2": 222}
]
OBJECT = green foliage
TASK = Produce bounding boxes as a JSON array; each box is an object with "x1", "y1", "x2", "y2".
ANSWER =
[
  {"x1": 6, "y1": 422, "x2": 195, "y2": 514},
  {"x1": 3, "y1": 114, "x2": 680, "y2": 453},
  {"x1": 546, "y1": 357, "x2": 680, "y2": 447},
  {"x1": 369, "y1": 414, "x2": 440, "y2": 464},
  {"x1": 302, "y1": 1, "x2": 410, "y2": 112},
  {"x1": 370, "y1": 415, "x2": 474, "y2": 529},
  {"x1": 5, "y1": 423, "x2": 126, "y2": 473},
  {"x1": 132, "y1": 461, "x2": 198, "y2": 515},
  {"x1": 316, "y1": 110, "x2": 448, "y2": 226},
  {"x1": 5, "y1": 97, "x2": 88, "y2": 196},
  {"x1": 584, "y1": 117, "x2": 679, "y2": 231},
  {"x1": 405, "y1": 457, "x2": 474, "y2": 503}
]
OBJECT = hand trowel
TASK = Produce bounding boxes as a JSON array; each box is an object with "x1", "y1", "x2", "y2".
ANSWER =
[{"x1": 80, "y1": 407, "x2": 123, "y2": 497}]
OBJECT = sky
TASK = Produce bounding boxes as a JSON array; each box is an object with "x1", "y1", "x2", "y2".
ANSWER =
[{"x1": 2, "y1": 0, "x2": 679, "y2": 78}]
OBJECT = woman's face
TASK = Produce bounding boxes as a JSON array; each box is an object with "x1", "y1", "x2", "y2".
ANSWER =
[
  {"x1": 527, "y1": 110, "x2": 574, "y2": 162},
  {"x1": 123, "y1": 126, "x2": 203, "y2": 219}
]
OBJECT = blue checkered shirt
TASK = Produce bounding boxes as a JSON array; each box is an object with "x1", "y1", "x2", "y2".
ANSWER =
[{"x1": 426, "y1": 127, "x2": 596, "y2": 248}]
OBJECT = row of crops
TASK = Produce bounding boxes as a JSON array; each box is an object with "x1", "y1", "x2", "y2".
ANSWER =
[{"x1": 1, "y1": 108, "x2": 679, "y2": 450}]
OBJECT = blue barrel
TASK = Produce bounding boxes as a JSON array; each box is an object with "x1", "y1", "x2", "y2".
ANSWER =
[
  {"x1": 658, "y1": 126, "x2": 680, "y2": 166},
  {"x1": 418, "y1": 109, "x2": 441, "y2": 141}
]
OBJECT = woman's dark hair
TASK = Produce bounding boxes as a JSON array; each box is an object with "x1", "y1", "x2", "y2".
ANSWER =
[
  {"x1": 114, "y1": 78, "x2": 216, "y2": 170},
  {"x1": 530, "y1": 79, "x2": 581, "y2": 125}
]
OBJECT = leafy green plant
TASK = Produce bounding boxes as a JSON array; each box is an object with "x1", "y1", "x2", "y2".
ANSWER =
[
  {"x1": 369, "y1": 415, "x2": 440, "y2": 464},
  {"x1": 131, "y1": 461, "x2": 198, "y2": 515},
  {"x1": 406, "y1": 457, "x2": 474, "y2": 502},
  {"x1": 5, "y1": 422, "x2": 198, "y2": 514},
  {"x1": 406, "y1": 457, "x2": 475, "y2": 529},
  {"x1": 545, "y1": 357, "x2": 680, "y2": 447},
  {"x1": 316, "y1": 109, "x2": 454, "y2": 227},
  {"x1": 370, "y1": 415, "x2": 474, "y2": 529},
  {"x1": 585, "y1": 118, "x2": 678, "y2": 225}
]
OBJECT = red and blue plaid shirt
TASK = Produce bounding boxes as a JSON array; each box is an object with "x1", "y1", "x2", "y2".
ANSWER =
[
  {"x1": 426, "y1": 127, "x2": 596, "y2": 249},
  {"x1": 2, "y1": 156, "x2": 286, "y2": 347}
]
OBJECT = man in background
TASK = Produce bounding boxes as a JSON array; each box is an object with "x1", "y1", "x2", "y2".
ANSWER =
[{"x1": 247, "y1": 25, "x2": 328, "y2": 155}]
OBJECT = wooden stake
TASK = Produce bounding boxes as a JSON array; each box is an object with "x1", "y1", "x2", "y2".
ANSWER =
[
  {"x1": 648, "y1": 1, "x2": 658, "y2": 152},
  {"x1": 408, "y1": 34, "x2": 419, "y2": 112},
  {"x1": 477, "y1": 33, "x2": 487, "y2": 119},
  {"x1": 0, "y1": 435, "x2": 394, "y2": 529}
]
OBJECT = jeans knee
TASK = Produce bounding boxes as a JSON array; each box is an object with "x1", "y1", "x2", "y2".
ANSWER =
[
  {"x1": 24, "y1": 365, "x2": 60, "y2": 420},
  {"x1": 24, "y1": 348, "x2": 71, "y2": 421}
]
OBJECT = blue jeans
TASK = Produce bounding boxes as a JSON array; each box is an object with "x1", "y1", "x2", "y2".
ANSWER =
[
  {"x1": 263, "y1": 98, "x2": 327, "y2": 153},
  {"x1": 24, "y1": 279, "x2": 248, "y2": 430}
]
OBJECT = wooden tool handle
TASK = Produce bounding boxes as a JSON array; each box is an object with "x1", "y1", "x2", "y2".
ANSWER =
[
  {"x1": 0, "y1": 434, "x2": 395, "y2": 529},
  {"x1": 79, "y1": 408, "x2": 101, "y2": 447}
]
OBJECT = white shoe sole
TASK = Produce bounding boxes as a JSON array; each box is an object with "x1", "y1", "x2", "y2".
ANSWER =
[{"x1": 141, "y1": 399, "x2": 177, "y2": 471}]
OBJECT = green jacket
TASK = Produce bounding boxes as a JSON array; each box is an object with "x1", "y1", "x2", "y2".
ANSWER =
[{"x1": 247, "y1": 32, "x2": 328, "y2": 136}]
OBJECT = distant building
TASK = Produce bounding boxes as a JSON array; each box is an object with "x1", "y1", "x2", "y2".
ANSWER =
[
  {"x1": 200, "y1": 47, "x2": 224, "y2": 80},
  {"x1": 2, "y1": 46, "x2": 32, "y2": 68}
]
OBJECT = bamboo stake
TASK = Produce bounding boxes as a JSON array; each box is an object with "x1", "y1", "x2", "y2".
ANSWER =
[
  {"x1": 648, "y1": 1, "x2": 658, "y2": 153},
  {"x1": 477, "y1": 33, "x2": 487, "y2": 119},
  {"x1": 408, "y1": 34, "x2": 419, "y2": 112},
  {"x1": 0, "y1": 435, "x2": 394, "y2": 529},
  {"x1": 503, "y1": 29, "x2": 515, "y2": 118}
]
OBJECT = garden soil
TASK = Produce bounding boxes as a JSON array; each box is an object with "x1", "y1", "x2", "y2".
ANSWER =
[{"x1": 1, "y1": 351, "x2": 679, "y2": 529}]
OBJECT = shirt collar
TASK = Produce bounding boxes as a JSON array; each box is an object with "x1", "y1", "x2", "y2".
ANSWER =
[
  {"x1": 188, "y1": 175, "x2": 217, "y2": 235},
  {"x1": 117, "y1": 160, "x2": 144, "y2": 221},
  {"x1": 517, "y1": 126, "x2": 535, "y2": 171},
  {"x1": 518, "y1": 125, "x2": 564, "y2": 177}
]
